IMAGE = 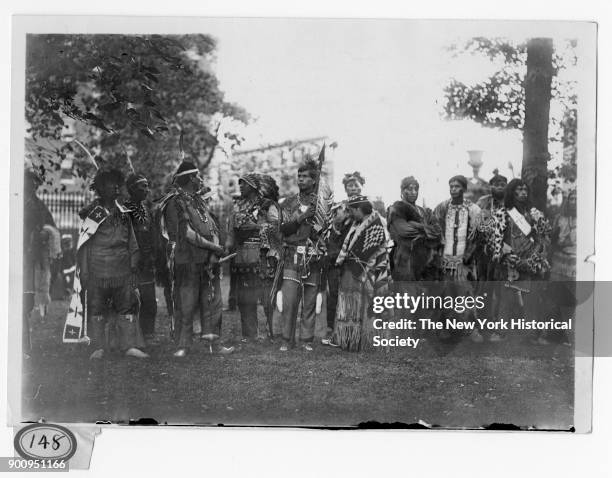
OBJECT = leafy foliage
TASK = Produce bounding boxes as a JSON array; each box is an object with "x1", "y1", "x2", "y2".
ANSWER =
[
  {"x1": 554, "y1": 107, "x2": 577, "y2": 182},
  {"x1": 444, "y1": 69, "x2": 525, "y2": 130},
  {"x1": 444, "y1": 38, "x2": 576, "y2": 131},
  {"x1": 443, "y1": 37, "x2": 577, "y2": 183},
  {"x1": 26, "y1": 34, "x2": 248, "y2": 194}
]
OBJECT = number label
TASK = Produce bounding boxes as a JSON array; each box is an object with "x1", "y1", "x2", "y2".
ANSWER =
[{"x1": 14, "y1": 424, "x2": 77, "y2": 461}]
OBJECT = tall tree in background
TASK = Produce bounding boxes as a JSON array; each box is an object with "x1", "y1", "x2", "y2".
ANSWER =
[
  {"x1": 443, "y1": 37, "x2": 577, "y2": 211},
  {"x1": 25, "y1": 34, "x2": 248, "y2": 194},
  {"x1": 522, "y1": 38, "x2": 554, "y2": 211}
]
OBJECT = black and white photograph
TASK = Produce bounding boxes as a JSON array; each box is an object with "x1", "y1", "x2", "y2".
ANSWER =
[{"x1": 7, "y1": 14, "x2": 598, "y2": 448}]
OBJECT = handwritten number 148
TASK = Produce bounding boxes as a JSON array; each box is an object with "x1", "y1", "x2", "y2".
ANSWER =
[{"x1": 28, "y1": 433, "x2": 65, "y2": 450}]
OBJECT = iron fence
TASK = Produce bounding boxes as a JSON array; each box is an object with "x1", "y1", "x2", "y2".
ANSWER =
[
  {"x1": 38, "y1": 191, "x2": 233, "y2": 239},
  {"x1": 38, "y1": 191, "x2": 95, "y2": 239}
]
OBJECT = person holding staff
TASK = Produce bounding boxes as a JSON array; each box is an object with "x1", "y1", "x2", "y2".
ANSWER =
[{"x1": 276, "y1": 154, "x2": 331, "y2": 352}]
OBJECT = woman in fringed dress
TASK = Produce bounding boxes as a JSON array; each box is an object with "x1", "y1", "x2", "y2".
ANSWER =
[{"x1": 332, "y1": 195, "x2": 392, "y2": 352}]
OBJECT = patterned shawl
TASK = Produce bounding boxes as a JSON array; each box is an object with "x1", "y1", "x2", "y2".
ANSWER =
[{"x1": 336, "y1": 211, "x2": 391, "y2": 293}]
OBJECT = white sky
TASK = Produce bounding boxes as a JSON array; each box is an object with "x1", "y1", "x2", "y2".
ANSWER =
[{"x1": 200, "y1": 20, "x2": 575, "y2": 205}]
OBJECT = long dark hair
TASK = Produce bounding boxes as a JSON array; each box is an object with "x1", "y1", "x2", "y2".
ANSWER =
[{"x1": 504, "y1": 178, "x2": 531, "y2": 210}]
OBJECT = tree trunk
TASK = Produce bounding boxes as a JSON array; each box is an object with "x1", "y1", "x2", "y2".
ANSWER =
[
  {"x1": 199, "y1": 123, "x2": 221, "y2": 170},
  {"x1": 521, "y1": 38, "x2": 553, "y2": 212}
]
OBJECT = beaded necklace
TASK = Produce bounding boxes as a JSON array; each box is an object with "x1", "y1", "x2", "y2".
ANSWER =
[
  {"x1": 191, "y1": 194, "x2": 209, "y2": 224},
  {"x1": 125, "y1": 199, "x2": 149, "y2": 224}
]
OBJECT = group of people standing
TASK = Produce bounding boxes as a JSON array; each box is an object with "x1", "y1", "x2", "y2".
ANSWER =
[
  {"x1": 54, "y1": 157, "x2": 389, "y2": 358},
  {"x1": 387, "y1": 172, "x2": 576, "y2": 344},
  {"x1": 25, "y1": 154, "x2": 576, "y2": 360}
]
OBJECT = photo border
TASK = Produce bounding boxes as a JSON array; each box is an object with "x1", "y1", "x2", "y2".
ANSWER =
[{"x1": 8, "y1": 15, "x2": 598, "y2": 432}]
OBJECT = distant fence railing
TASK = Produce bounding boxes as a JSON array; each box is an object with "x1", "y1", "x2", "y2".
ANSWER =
[
  {"x1": 38, "y1": 191, "x2": 95, "y2": 238},
  {"x1": 38, "y1": 191, "x2": 234, "y2": 240}
]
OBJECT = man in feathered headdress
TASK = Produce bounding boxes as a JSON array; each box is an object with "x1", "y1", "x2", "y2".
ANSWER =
[
  {"x1": 225, "y1": 173, "x2": 281, "y2": 341},
  {"x1": 158, "y1": 161, "x2": 234, "y2": 357},
  {"x1": 276, "y1": 154, "x2": 332, "y2": 352}
]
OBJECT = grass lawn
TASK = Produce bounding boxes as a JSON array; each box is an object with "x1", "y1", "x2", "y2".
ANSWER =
[{"x1": 21, "y1": 284, "x2": 574, "y2": 430}]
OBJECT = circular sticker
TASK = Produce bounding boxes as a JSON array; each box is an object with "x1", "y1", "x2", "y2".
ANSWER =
[{"x1": 14, "y1": 424, "x2": 77, "y2": 461}]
